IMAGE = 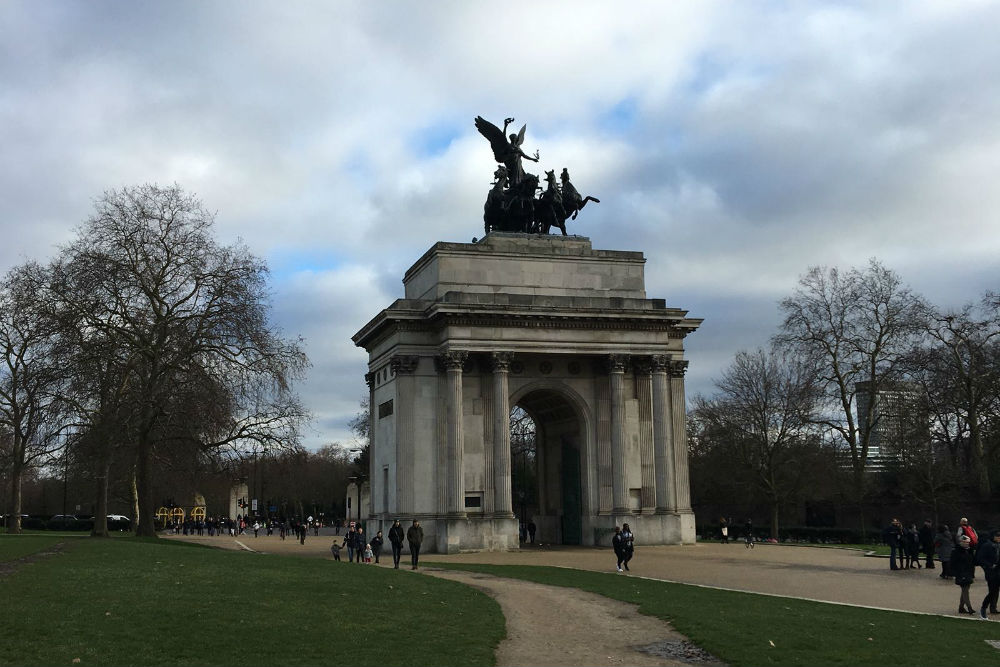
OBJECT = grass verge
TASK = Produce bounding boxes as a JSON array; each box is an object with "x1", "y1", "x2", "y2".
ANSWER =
[
  {"x1": 427, "y1": 562, "x2": 1000, "y2": 667},
  {"x1": 0, "y1": 538, "x2": 504, "y2": 666}
]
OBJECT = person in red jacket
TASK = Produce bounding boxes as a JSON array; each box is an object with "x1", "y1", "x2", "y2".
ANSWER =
[{"x1": 957, "y1": 517, "x2": 979, "y2": 552}]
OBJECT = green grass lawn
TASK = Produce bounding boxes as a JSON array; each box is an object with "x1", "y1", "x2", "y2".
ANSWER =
[
  {"x1": 0, "y1": 535, "x2": 67, "y2": 562},
  {"x1": 0, "y1": 537, "x2": 504, "y2": 667},
  {"x1": 428, "y1": 562, "x2": 1000, "y2": 667}
]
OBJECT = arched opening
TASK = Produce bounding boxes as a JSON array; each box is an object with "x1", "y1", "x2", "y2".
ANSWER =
[{"x1": 510, "y1": 388, "x2": 583, "y2": 545}]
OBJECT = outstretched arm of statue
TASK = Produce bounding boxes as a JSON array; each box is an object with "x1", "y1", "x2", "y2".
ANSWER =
[{"x1": 521, "y1": 149, "x2": 539, "y2": 162}]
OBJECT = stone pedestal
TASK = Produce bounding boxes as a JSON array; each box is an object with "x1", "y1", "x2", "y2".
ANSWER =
[{"x1": 353, "y1": 233, "x2": 701, "y2": 552}]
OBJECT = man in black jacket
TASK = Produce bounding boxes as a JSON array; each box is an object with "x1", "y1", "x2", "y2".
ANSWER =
[
  {"x1": 407, "y1": 520, "x2": 424, "y2": 570},
  {"x1": 919, "y1": 519, "x2": 936, "y2": 569},
  {"x1": 977, "y1": 530, "x2": 1000, "y2": 619},
  {"x1": 884, "y1": 519, "x2": 903, "y2": 571},
  {"x1": 388, "y1": 520, "x2": 405, "y2": 569}
]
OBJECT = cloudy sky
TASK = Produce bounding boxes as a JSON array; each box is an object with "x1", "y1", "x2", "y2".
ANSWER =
[{"x1": 2, "y1": 2, "x2": 999, "y2": 449}]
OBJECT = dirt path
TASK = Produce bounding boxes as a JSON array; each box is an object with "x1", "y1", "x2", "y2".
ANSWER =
[
  {"x1": 423, "y1": 567, "x2": 721, "y2": 667},
  {"x1": 0, "y1": 541, "x2": 65, "y2": 577}
]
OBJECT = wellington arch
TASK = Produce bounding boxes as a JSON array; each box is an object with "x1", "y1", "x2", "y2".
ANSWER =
[{"x1": 352, "y1": 233, "x2": 701, "y2": 553}]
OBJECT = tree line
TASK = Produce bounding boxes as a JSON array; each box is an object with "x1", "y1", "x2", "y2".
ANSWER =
[
  {"x1": 690, "y1": 260, "x2": 1000, "y2": 539},
  {"x1": 0, "y1": 184, "x2": 311, "y2": 536}
]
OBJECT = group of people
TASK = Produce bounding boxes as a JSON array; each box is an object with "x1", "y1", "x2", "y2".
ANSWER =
[
  {"x1": 331, "y1": 519, "x2": 425, "y2": 570},
  {"x1": 886, "y1": 516, "x2": 1000, "y2": 619}
]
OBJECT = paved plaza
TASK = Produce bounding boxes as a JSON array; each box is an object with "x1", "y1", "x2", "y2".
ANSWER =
[{"x1": 167, "y1": 532, "x2": 981, "y2": 619}]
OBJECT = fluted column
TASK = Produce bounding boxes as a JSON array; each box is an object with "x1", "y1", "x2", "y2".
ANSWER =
[
  {"x1": 634, "y1": 358, "x2": 655, "y2": 511},
  {"x1": 651, "y1": 355, "x2": 675, "y2": 513},
  {"x1": 390, "y1": 355, "x2": 419, "y2": 514},
  {"x1": 442, "y1": 350, "x2": 468, "y2": 517},
  {"x1": 364, "y1": 371, "x2": 376, "y2": 518},
  {"x1": 491, "y1": 352, "x2": 515, "y2": 518},
  {"x1": 607, "y1": 354, "x2": 629, "y2": 514},
  {"x1": 669, "y1": 359, "x2": 692, "y2": 512}
]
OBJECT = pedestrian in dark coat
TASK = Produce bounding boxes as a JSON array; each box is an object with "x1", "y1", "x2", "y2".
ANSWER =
[
  {"x1": 388, "y1": 520, "x2": 405, "y2": 569},
  {"x1": 406, "y1": 520, "x2": 424, "y2": 570},
  {"x1": 371, "y1": 530, "x2": 384, "y2": 564},
  {"x1": 345, "y1": 526, "x2": 358, "y2": 562},
  {"x1": 354, "y1": 527, "x2": 366, "y2": 563},
  {"x1": 952, "y1": 535, "x2": 976, "y2": 615},
  {"x1": 905, "y1": 524, "x2": 922, "y2": 569},
  {"x1": 621, "y1": 523, "x2": 635, "y2": 571},
  {"x1": 919, "y1": 519, "x2": 935, "y2": 569},
  {"x1": 935, "y1": 524, "x2": 955, "y2": 579},
  {"x1": 611, "y1": 526, "x2": 626, "y2": 572},
  {"x1": 884, "y1": 519, "x2": 903, "y2": 570},
  {"x1": 976, "y1": 530, "x2": 1000, "y2": 619}
]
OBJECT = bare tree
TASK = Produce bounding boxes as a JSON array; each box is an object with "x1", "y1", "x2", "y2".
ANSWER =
[
  {"x1": 918, "y1": 297, "x2": 1000, "y2": 498},
  {"x1": 0, "y1": 263, "x2": 68, "y2": 533},
  {"x1": 47, "y1": 184, "x2": 308, "y2": 536},
  {"x1": 693, "y1": 348, "x2": 820, "y2": 538},
  {"x1": 776, "y1": 260, "x2": 927, "y2": 531}
]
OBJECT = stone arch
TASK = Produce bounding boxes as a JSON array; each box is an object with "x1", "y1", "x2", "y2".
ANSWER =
[{"x1": 509, "y1": 379, "x2": 594, "y2": 545}]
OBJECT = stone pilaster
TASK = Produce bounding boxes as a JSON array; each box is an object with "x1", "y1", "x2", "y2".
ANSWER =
[
  {"x1": 634, "y1": 358, "x2": 655, "y2": 511},
  {"x1": 669, "y1": 359, "x2": 692, "y2": 513},
  {"x1": 606, "y1": 354, "x2": 629, "y2": 514},
  {"x1": 440, "y1": 350, "x2": 468, "y2": 517},
  {"x1": 390, "y1": 355, "x2": 419, "y2": 514},
  {"x1": 651, "y1": 355, "x2": 675, "y2": 513},
  {"x1": 595, "y1": 366, "x2": 612, "y2": 513},
  {"x1": 491, "y1": 352, "x2": 514, "y2": 518}
]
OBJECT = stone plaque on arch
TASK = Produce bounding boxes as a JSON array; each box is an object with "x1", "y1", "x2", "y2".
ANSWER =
[{"x1": 353, "y1": 233, "x2": 701, "y2": 553}]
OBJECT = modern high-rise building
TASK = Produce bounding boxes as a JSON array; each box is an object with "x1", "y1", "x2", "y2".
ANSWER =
[{"x1": 854, "y1": 381, "x2": 927, "y2": 470}]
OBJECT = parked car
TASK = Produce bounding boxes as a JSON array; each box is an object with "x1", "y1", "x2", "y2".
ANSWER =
[{"x1": 50, "y1": 514, "x2": 78, "y2": 521}]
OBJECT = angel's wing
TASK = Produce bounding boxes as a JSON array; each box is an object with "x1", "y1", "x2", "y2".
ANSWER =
[
  {"x1": 515, "y1": 124, "x2": 526, "y2": 148},
  {"x1": 475, "y1": 116, "x2": 508, "y2": 163}
]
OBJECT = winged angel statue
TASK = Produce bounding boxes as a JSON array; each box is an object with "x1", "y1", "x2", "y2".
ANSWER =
[{"x1": 475, "y1": 116, "x2": 599, "y2": 237}]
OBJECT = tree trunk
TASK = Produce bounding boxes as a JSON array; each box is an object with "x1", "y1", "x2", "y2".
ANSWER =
[
  {"x1": 134, "y1": 439, "x2": 157, "y2": 537},
  {"x1": 130, "y1": 465, "x2": 140, "y2": 531},
  {"x1": 969, "y1": 411, "x2": 991, "y2": 498},
  {"x1": 91, "y1": 450, "x2": 111, "y2": 538},
  {"x1": 770, "y1": 502, "x2": 780, "y2": 540},
  {"x1": 8, "y1": 459, "x2": 24, "y2": 534}
]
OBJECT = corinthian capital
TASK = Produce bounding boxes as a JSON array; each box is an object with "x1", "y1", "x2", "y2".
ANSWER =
[
  {"x1": 437, "y1": 349, "x2": 468, "y2": 372},
  {"x1": 604, "y1": 353, "x2": 630, "y2": 374},
  {"x1": 650, "y1": 355, "x2": 671, "y2": 373},
  {"x1": 490, "y1": 351, "x2": 514, "y2": 373},
  {"x1": 669, "y1": 359, "x2": 689, "y2": 377}
]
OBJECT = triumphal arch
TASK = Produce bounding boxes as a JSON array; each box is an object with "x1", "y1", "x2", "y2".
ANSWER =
[{"x1": 353, "y1": 232, "x2": 701, "y2": 553}]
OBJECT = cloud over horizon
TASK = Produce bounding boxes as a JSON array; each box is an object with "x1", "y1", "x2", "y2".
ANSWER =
[{"x1": 2, "y1": 1, "x2": 999, "y2": 447}]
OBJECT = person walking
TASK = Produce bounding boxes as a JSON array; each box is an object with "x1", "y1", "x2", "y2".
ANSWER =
[
  {"x1": 354, "y1": 527, "x2": 366, "y2": 563},
  {"x1": 330, "y1": 539, "x2": 342, "y2": 561},
  {"x1": 621, "y1": 523, "x2": 635, "y2": 571},
  {"x1": 977, "y1": 530, "x2": 1000, "y2": 619},
  {"x1": 611, "y1": 526, "x2": 627, "y2": 572},
  {"x1": 884, "y1": 519, "x2": 903, "y2": 570},
  {"x1": 919, "y1": 519, "x2": 936, "y2": 570},
  {"x1": 407, "y1": 519, "x2": 424, "y2": 570},
  {"x1": 371, "y1": 530, "x2": 384, "y2": 565},
  {"x1": 345, "y1": 526, "x2": 358, "y2": 563},
  {"x1": 935, "y1": 524, "x2": 955, "y2": 579},
  {"x1": 388, "y1": 519, "x2": 405, "y2": 569},
  {"x1": 527, "y1": 521, "x2": 537, "y2": 544},
  {"x1": 905, "y1": 524, "x2": 922, "y2": 569},
  {"x1": 953, "y1": 535, "x2": 977, "y2": 615},
  {"x1": 720, "y1": 517, "x2": 729, "y2": 544},
  {"x1": 957, "y1": 517, "x2": 979, "y2": 553},
  {"x1": 744, "y1": 518, "x2": 754, "y2": 549}
]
